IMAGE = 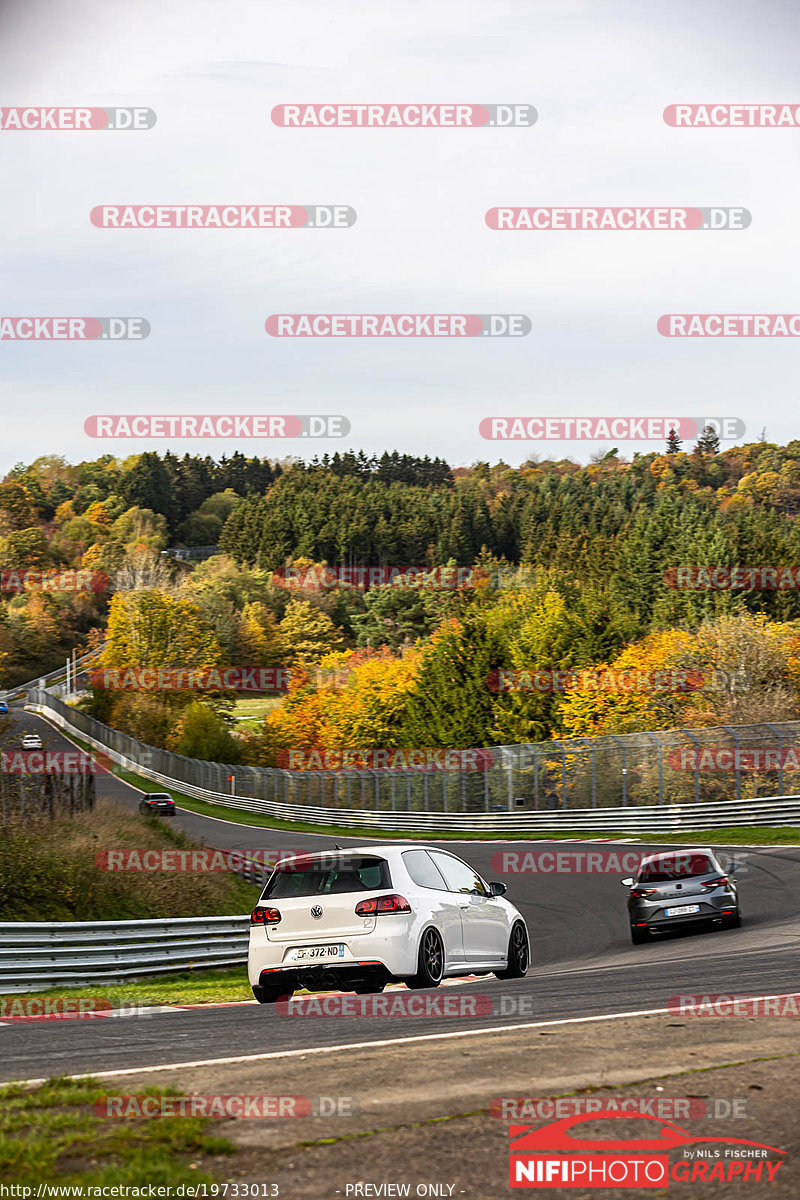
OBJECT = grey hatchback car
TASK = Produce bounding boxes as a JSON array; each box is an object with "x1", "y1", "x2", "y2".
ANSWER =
[{"x1": 622, "y1": 848, "x2": 740, "y2": 944}]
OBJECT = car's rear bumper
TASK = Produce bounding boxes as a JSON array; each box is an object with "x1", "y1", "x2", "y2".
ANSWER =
[
  {"x1": 255, "y1": 962, "x2": 393, "y2": 992},
  {"x1": 631, "y1": 900, "x2": 739, "y2": 932},
  {"x1": 248, "y1": 929, "x2": 419, "y2": 987}
]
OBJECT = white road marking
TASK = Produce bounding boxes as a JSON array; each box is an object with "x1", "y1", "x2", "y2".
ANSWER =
[
  {"x1": 11, "y1": 1004, "x2": 679, "y2": 1084},
  {"x1": 15, "y1": 985, "x2": 800, "y2": 1086}
]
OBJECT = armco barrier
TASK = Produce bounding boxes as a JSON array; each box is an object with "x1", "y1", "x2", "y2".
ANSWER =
[
  {"x1": 24, "y1": 693, "x2": 800, "y2": 833},
  {"x1": 0, "y1": 916, "x2": 249, "y2": 993}
]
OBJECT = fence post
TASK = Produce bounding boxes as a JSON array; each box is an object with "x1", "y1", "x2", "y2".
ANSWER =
[
  {"x1": 765, "y1": 724, "x2": 785, "y2": 796},
  {"x1": 680, "y1": 729, "x2": 701, "y2": 803},
  {"x1": 722, "y1": 726, "x2": 741, "y2": 802},
  {"x1": 646, "y1": 733, "x2": 664, "y2": 805},
  {"x1": 609, "y1": 735, "x2": 627, "y2": 806},
  {"x1": 580, "y1": 739, "x2": 597, "y2": 808},
  {"x1": 533, "y1": 746, "x2": 539, "y2": 809}
]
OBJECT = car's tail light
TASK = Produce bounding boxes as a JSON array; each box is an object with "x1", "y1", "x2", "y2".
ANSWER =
[
  {"x1": 702, "y1": 876, "x2": 729, "y2": 888},
  {"x1": 631, "y1": 887, "x2": 657, "y2": 899},
  {"x1": 250, "y1": 906, "x2": 281, "y2": 925},
  {"x1": 355, "y1": 894, "x2": 412, "y2": 916}
]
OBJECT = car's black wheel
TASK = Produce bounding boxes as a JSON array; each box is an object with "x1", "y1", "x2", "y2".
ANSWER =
[
  {"x1": 252, "y1": 984, "x2": 293, "y2": 1004},
  {"x1": 724, "y1": 909, "x2": 742, "y2": 928},
  {"x1": 631, "y1": 926, "x2": 649, "y2": 945},
  {"x1": 406, "y1": 927, "x2": 444, "y2": 989},
  {"x1": 353, "y1": 982, "x2": 386, "y2": 995},
  {"x1": 495, "y1": 921, "x2": 530, "y2": 980}
]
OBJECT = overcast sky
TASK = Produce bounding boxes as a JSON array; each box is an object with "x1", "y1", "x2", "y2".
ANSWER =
[{"x1": 1, "y1": 0, "x2": 798, "y2": 475}]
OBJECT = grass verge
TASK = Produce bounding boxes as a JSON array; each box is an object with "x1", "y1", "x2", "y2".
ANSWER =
[
  {"x1": 0, "y1": 1076, "x2": 235, "y2": 1189},
  {"x1": 1, "y1": 966, "x2": 254, "y2": 1010},
  {"x1": 0, "y1": 800, "x2": 260, "y2": 921}
]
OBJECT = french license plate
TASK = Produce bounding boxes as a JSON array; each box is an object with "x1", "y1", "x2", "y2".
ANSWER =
[
  {"x1": 665, "y1": 904, "x2": 700, "y2": 916},
  {"x1": 285, "y1": 944, "x2": 346, "y2": 963}
]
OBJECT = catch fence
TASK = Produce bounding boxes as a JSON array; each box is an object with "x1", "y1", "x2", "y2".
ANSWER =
[{"x1": 26, "y1": 690, "x2": 800, "y2": 820}]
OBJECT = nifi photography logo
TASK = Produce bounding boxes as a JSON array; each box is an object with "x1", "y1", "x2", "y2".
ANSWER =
[{"x1": 508, "y1": 1110, "x2": 785, "y2": 1188}]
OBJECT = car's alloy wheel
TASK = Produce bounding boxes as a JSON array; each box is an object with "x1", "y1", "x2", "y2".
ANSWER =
[
  {"x1": 407, "y1": 927, "x2": 444, "y2": 989},
  {"x1": 495, "y1": 921, "x2": 530, "y2": 979},
  {"x1": 252, "y1": 984, "x2": 293, "y2": 1004}
]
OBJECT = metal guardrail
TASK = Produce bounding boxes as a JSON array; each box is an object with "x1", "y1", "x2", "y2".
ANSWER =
[
  {"x1": 1, "y1": 649, "x2": 100, "y2": 702},
  {"x1": 0, "y1": 915, "x2": 250, "y2": 993},
  {"x1": 26, "y1": 687, "x2": 800, "y2": 816},
  {"x1": 25, "y1": 696, "x2": 800, "y2": 833}
]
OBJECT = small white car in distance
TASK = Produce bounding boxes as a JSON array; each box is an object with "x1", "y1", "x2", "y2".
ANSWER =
[
  {"x1": 248, "y1": 844, "x2": 530, "y2": 1003},
  {"x1": 20, "y1": 732, "x2": 43, "y2": 750}
]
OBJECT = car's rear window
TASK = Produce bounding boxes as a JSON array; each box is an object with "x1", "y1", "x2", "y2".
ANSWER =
[
  {"x1": 639, "y1": 853, "x2": 715, "y2": 882},
  {"x1": 262, "y1": 855, "x2": 392, "y2": 899}
]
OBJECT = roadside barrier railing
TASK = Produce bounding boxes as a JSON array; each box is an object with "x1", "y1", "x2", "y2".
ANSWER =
[
  {"x1": 25, "y1": 686, "x2": 800, "y2": 825},
  {"x1": 0, "y1": 915, "x2": 249, "y2": 993},
  {"x1": 23, "y1": 690, "x2": 800, "y2": 832}
]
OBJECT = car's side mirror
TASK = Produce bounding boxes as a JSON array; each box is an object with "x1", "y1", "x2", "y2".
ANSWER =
[
  {"x1": 620, "y1": 877, "x2": 634, "y2": 887},
  {"x1": 489, "y1": 881, "x2": 507, "y2": 897}
]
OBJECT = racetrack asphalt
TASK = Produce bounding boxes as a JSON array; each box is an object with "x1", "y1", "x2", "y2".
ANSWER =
[{"x1": 2, "y1": 702, "x2": 800, "y2": 1085}]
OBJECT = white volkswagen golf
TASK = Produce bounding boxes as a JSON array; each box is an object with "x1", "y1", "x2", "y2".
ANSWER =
[{"x1": 248, "y1": 844, "x2": 530, "y2": 1003}]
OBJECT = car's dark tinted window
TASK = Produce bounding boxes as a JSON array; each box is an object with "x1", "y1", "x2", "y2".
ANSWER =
[
  {"x1": 263, "y1": 856, "x2": 392, "y2": 899},
  {"x1": 639, "y1": 853, "x2": 716, "y2": 882},
  {"x1": 403, "y1": 849, "x2": 448, "y2": 890},
  {"x1": 430, "y1": 852, "x2": 489, "y2": 895}
]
